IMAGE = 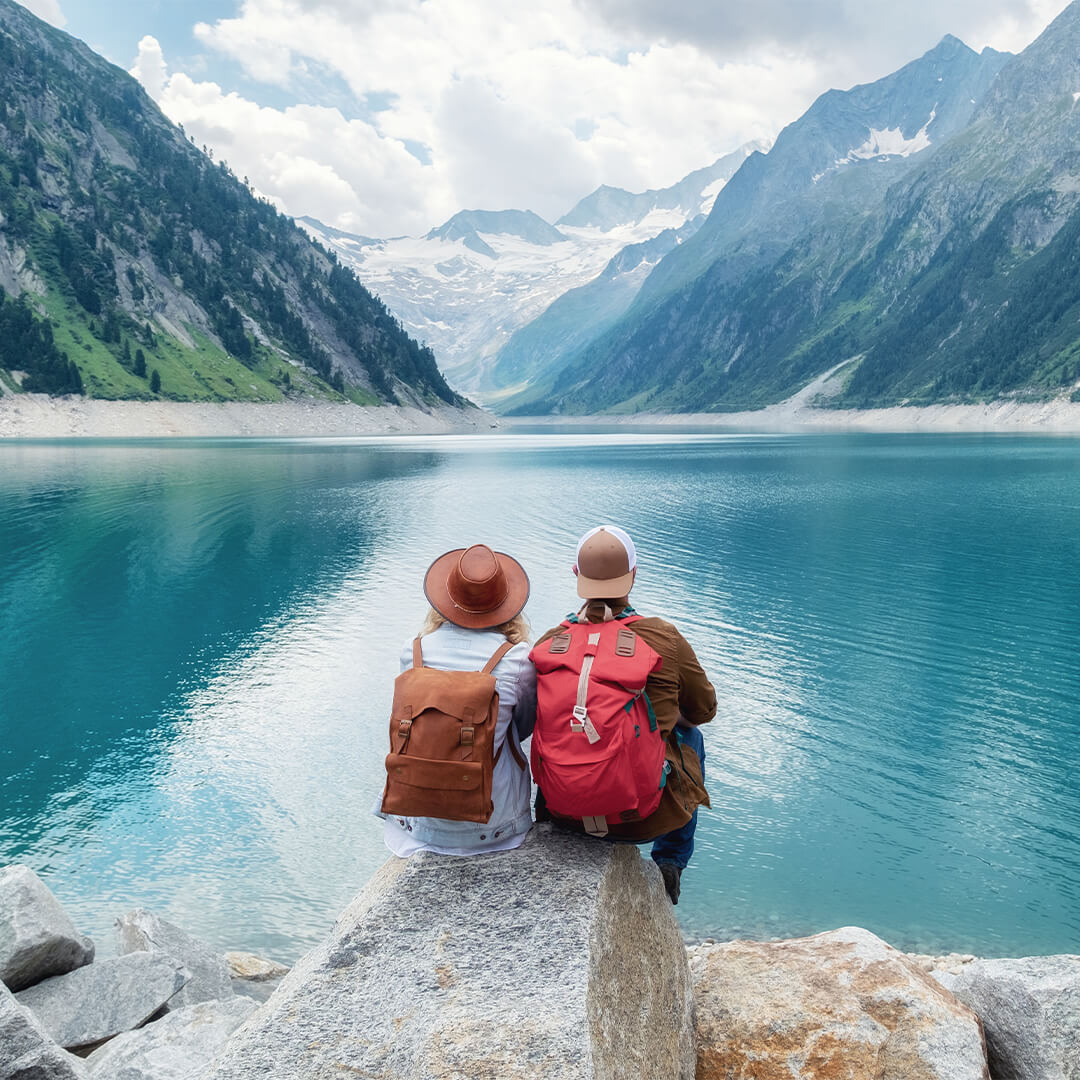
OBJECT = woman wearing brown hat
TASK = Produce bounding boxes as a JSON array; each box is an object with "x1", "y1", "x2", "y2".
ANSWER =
[{"x1": 375, "y1": 543, "x2": 536, "y2": 856}]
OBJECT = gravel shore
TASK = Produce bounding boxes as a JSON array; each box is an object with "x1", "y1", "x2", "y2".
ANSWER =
[
  {"x1": 4, "y1": 384, "x2": 1079, "y2": 438},
  {"x1": 0, "y1": 393, "x2": 496, "y2": 438}
]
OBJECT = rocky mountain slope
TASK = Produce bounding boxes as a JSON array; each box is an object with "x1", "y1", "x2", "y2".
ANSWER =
[
  {"x1": 520, "y1": 9, "x2": 1080, "y2": 415},
  {"x1": 0, "y1": 0, "x2": 461, "y2": 407},
  {"x1": 302, "y1": 142, "x2": 763, "y2": 393}
]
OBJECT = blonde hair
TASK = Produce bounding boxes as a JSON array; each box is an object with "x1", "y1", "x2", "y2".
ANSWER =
[{"x1": 420, "y1": 606, "x2": 531, "y2": 645}]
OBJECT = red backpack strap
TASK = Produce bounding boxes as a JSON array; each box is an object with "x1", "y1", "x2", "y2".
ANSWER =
[
  {"x1": 411, "y1": 637, "x2": 424, "y2": 668},
  {"x1": 480, "y1": 640, "x2": 515, "y2": 674}
]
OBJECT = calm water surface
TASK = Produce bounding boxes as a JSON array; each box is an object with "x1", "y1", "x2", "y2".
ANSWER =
[{"x1": 0, "y1": 432, "x2": 1078, "y2": 962}]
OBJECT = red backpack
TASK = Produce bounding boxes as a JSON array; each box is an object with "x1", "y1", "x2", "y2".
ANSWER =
[{"x1": 529, "y1": 615, "x2": 664, "y2": 836}]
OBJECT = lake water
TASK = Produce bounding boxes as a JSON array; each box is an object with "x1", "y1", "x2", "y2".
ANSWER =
[{"x1": 1, "y1": 432, "x2": 1078, "y2": 963}]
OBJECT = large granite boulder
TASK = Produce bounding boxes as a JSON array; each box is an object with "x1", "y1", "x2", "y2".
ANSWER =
[
  {"x1": 116, "y1": 909, "x2": 233, "y2": 1009},
  {"x1": 934, "y1": 955, "x2": 1080, "y2": 1080},
  {"x1": 85, "y1": 997, "x2": 257, "y2": 1080},
  {"x1": 689, "y1": 926, "x2": 990, "y2": 1080},
  {"x1": 15, "y1": 951, "x2": 188, "y2": 1050},
  {"x1": 202, "y1": 825, "x2": 694, "y2": 1079},
  {"x1": 0, "y1": 981, "x2": 86, "y2": 1079},
  {"x1": 0, "y1": 866, "x2": 94, "y2": 992}
]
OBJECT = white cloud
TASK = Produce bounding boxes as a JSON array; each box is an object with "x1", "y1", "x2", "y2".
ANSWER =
[
  {"x1": 129, "y1": 36, "x2": 168, "y2": 101},
  {"x1": 127, "y1": 0, "x2": 1071, "y2": 238},
  {"x1": 18, "y1": 0, "x2": 66, "y2": 28}
]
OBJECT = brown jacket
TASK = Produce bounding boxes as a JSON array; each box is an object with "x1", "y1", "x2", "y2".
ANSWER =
[{"x1": 536, "y1": 611, "x2": 716, "y2": 841}]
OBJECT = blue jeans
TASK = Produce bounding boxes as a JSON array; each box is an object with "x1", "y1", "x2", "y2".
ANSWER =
[{"x1": 650, "y1": 724, "x2": 705, "y2": 872}]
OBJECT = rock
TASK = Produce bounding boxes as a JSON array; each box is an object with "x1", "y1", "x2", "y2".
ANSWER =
[
  {"x1": 202, "y1": 825, "x2": 694, "y2": 1079},
  {"x1": 223, "y1": 953, "x2": 288, "y2": 983},
  {"x1": 85, "y1": 998, "x2": 257, "y2": 1080},
  {"x1": 908, "y1": 951, "x2": 978, "y2": 975},
  {"x1": 690, "y1": 926, "x2": 990, "y2": 1080},
  {"x1": 15, "y1": 951, "x2": 188, "y2": 1050},
  {"x1": 0, "y1": 981, "x2": 87, "y2": 1079},
  {"x1": 224, "y1": 953, "x2": 290, "y2": 1004},
  {"x1": 934, "y1": 955, "x2": 1080, "y2": 1080},
  {"x1": 0, "y1": 866, "x2": 94, "y2": 992},
  {"x1": 116, "y1": 909, "x2": 233, "y2": 1008}
]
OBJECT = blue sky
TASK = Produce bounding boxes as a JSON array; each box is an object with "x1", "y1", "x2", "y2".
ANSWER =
[{"x1": 19, "y1": 0, "x2": 1072, "y2": 237}]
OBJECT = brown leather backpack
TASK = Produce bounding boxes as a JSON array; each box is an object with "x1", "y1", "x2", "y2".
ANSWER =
[{"x1": 381, "y1": 637, "x2": 527, "y2": 824}]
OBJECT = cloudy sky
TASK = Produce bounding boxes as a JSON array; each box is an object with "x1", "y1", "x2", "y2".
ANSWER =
[{"x1": 20, "y1": 0, "x2": 1072, "y2": 237}]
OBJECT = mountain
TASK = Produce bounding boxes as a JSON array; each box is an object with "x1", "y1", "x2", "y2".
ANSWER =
[
  {"x1": 302, "y1": 142, "x2": 761, "y2": 392},
  {"x1": 556, "y1": 153, "x2": 760, "y2": 231},
  {"x1": 0, "y1": 0, "x2": 461, "y2": 407},
  {"x1": 636, "y1": 34, "x2": 1009, "y2": 307},
  {"x1": 426, "y1": 209, "x2": 567, "y2": 252},
  {"x1": 518, "y1": 32, "x2": 1050, "y2": 415},
  {"x1": 487, "y1": 216, "x2": 700, "y2": 398}
]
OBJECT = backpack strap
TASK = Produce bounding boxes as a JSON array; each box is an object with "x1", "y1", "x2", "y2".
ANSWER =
[
  {"x1": 485, "y1": 640, "x2": 528, "y2": 771},
  {"x1": 411, "y1": 637, "x2": 424, "y2": 669},
  {"x1": 480, "y1": 640, "x2": 515, "y2": 674},
  {"x1": 493, "y1": 724, "x2": 528, "y2": 771}
]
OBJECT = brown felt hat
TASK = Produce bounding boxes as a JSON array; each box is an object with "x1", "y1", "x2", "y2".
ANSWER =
[{"x1": 424, "y1": 544, "x2": 530, "y2": 630}]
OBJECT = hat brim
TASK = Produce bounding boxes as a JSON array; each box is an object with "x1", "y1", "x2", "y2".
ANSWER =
[
  {"x1": 424, "y1": 548, "x2": 531, "y2": 630},
  {"x1": 576, "y1": 569, "x2": 635, "y2": 600}
]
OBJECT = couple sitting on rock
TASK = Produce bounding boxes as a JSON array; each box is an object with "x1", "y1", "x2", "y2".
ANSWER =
[{"x1": 374, "y1": 526, "x2": 716, "y2": 905}]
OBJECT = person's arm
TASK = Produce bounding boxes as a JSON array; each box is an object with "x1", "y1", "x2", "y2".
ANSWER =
[
  {"x1": 512, "y1": 657, "x2": 537, "y2": 740},
  {"x1": 675, "y1": 631, "x2": 716, "y2": 726}
]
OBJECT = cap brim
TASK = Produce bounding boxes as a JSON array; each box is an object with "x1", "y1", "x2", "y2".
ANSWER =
[
  {"x1": 424, "y1": 548, "x2": 531, "y2": 630},
  {"x1": 576, "y1": 570, "x2": 635, "y2": 600}
]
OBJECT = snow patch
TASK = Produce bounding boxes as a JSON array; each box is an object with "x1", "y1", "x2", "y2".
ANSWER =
[
  {"x1": 699, "y1": 176, "x2": 728, "y2": 214},
  {"x1": 836, "y1": 108, "x2": 936, "y2": 168}
]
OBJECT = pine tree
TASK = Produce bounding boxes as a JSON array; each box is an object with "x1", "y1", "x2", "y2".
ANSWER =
[
  {"x1": 134, "y1": 348, "x2": 146, "y2": 377},
  {"x1": 149, "y1": 368, "x2": 161, "y2": 393}
]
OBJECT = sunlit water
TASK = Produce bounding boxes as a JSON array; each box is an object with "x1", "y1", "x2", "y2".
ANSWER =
[{"x1": 1, "y1": 432, "x2": 1078, "y2": 963}]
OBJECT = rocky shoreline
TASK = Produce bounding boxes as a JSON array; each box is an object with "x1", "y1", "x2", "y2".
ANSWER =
[
  {"x1": 3, "y1": 856, "x2": 1077, "y2": 1079},
  {"x1": 4, "y1": 386, "x2": 1080, "y2": 439},
  {"x1": 503, "y1": 397, "x2": 1080, "y2": 434},
  {"x1": 0, "y1": 393, "x2": 496, "y2": 439}
]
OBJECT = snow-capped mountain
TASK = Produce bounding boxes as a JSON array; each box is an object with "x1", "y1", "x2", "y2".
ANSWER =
[{"x1": 299, "y1": 141, "x2": 764, "y2": 393}]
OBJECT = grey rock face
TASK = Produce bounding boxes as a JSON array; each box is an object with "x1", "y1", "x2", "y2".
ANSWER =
[
  {"x1": 202, "y1": 825, "x2": 694, "y2": 1079},
  {"x1": 116, "y1": 909, "x2": 233, "y2": 1009},
  {"x1": 15, "y1": 952, "x2": 188, "y2": 1050},
  {"x1": 934, "y1": 955, "x2": 1080, "y2": 1080},
  {"x1": 0, "y1": 866, "x2": 94, "y2": 992},
  {"x1": 0, "y1": 982, "x2": 87, "y2": 1079},
  {"x1": 85, "y1": 997, "x2": 257, "y2": 1080}
]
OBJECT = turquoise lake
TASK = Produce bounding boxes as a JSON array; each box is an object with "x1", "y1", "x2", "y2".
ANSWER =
[{"x1": 0, "y1": 432, "x2": 1078, "y2": 963}]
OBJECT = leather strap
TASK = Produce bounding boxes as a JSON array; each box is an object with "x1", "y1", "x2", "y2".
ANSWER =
[
  {"x1": 412, "y1": 637, "x2": 424, "y2": 669},
  {"x1": 492, "y1": 728, "x2": 528, "y2": 771},
  {"x1": 507, "y1": 730, "x2": 527, "y2": 770},
  {"x1": 480, "y1": 640, "x2": 515, "y2": 674}
]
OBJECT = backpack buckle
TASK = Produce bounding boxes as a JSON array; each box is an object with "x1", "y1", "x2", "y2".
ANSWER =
[
  {"x1": 397, "y1": 718, "x2": 413, "y2": 738},
  {"x1": 460, "y1": 725, "x2": 474, "y2": 746},
  {"x1": 572, "y1": 706, "x2": 601, "y2": 744}
]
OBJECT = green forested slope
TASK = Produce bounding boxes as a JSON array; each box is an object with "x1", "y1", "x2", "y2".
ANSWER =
[{"x1": 0, "y1": 0, "x2": 462, "y2": 406}]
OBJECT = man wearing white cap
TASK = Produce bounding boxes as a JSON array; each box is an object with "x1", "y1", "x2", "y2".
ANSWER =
[{"x1": 535, "y1": 525, "x2": 716, "y2": 903}]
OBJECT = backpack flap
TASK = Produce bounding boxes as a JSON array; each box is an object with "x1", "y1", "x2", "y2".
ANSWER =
[{"x1": 391, "y1": 667, "x2": 497, "y2": 725}]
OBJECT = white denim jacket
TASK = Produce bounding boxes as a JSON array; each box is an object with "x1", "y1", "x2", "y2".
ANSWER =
[{"x1": 374, "y1": 622, "x2": 536, "y2": 856}]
